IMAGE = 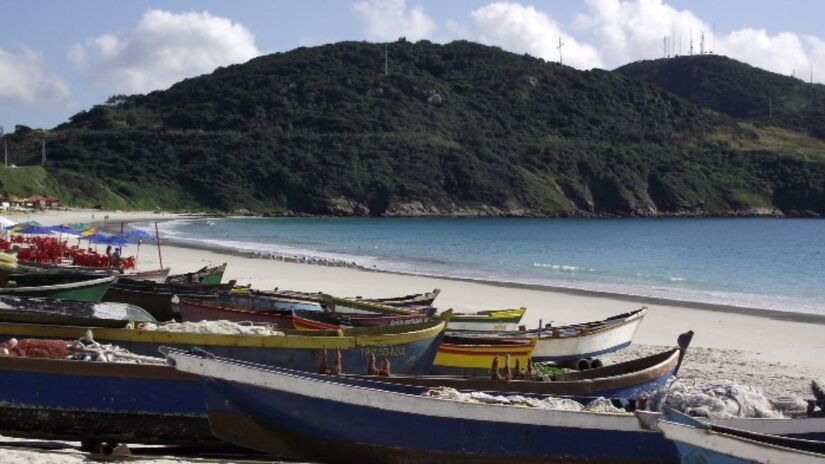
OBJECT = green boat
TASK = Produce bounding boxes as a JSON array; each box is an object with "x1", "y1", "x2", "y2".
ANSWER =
[
  {"x1": 0, "y1": 296, "x2": 156, "y2": 327},
  {"x1": 166, "y1": 263, "x2": 226, "y2": 285},
  {"x1": 0, "y1": 276, "x2": 116, "y2": 302}
]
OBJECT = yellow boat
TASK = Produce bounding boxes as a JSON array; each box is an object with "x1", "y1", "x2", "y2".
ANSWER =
[
  {"x1": 446, "y1": 307, "x2": 527, "y2": 331},
  {"x1": 432, "y1": 335, "x2": 537, "y2": 376}
]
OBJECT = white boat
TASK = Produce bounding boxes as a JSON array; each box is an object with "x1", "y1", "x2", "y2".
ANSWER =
[
  {"x1": 447, "y1": 308, "x2": 647, "y2": 364},
  {"x1": 659, "y1": 410, "x2": 825, "y2": 463}
]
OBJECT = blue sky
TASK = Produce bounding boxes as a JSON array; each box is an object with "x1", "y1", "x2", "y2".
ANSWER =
[{"x1": 1, "y1": 0, "x2": 824, "y2": 132}]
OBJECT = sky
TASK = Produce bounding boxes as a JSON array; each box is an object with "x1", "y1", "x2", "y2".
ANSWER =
[{"x1": 1, "y1": 0, "x2": 824, "y2": 132}]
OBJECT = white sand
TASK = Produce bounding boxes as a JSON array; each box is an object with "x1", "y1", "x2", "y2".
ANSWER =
[{"x1": 2, "y1": 208, "x2": 823, "y2": 461}]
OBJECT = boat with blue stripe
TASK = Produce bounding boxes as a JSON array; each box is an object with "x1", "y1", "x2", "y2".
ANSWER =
[
  {"x1": 167, "y1": 348, "x2": 680, "y2": 463},
  {"x1": 0, "y1": 354, "x2": 211, "y2": 444}
]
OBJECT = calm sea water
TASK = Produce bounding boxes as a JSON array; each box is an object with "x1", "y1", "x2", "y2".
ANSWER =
[{"x1": 143, "y1": 217, "x2": 825, "y2": 315}]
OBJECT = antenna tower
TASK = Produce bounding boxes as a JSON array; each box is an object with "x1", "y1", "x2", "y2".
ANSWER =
[
  {"x1": 700, "y1": 32, "x2": 705, "y2": 54},
  {"x1": 557, "y1": 37, "x2": 565, "y2": 65},
  {"x1": 690, "y1": 29, "x2": 693, "y2": 55}
]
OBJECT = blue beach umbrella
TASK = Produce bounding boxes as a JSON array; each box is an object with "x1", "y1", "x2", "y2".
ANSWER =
[
  {"x1": 16, "y1": 225, "x2": 54, "y2": 235},
  {"x1": 49, "y1": 224, "x2": 80, "y2": 235},
  {"x1": 125, "y1": 230, "x2": 157, "y2": 243}
]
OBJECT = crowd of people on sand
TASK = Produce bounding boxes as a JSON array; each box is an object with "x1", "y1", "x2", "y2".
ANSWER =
[{"x1": 250, "y1": 249, "x2": 375, "y2": 271}]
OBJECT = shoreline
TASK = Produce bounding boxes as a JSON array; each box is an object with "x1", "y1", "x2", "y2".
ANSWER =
[{"x1": 130, "y1": 219, "x2": 825, "y2": 326}]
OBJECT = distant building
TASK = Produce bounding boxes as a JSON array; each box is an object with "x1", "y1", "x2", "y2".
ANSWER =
[
  {"x1": 0, "y1": 193, "x2": 61, "y2": 209},
  {"x1": 26, "y1": 194, "x2": 61, "y2": 209}
]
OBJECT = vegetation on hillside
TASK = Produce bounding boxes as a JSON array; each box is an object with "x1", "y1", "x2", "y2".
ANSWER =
[
  {"x1": 5, "y1": 41, "x2": 825, "y2": 216},
  {"x1": 616, "y1": 55, "x2": 825, "y2": 139}
]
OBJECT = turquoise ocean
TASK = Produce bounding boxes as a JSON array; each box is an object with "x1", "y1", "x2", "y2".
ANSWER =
[{"x1": 142, "y1": 217, "x2": 825, "y2": 316}]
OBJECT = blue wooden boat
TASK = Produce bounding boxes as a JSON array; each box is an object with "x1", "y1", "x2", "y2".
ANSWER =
[
  {"x1": 166, "y1": 348, "x2": 680, "y2": 463},
  {"x1": 659, "y1": 409, "x2": 825, "y2": 463},
  {"x1": 0, "y1": 314, "x2": 448, "y2": 374},
  {"x1": 0, "y1": 354, "x2": 213, "y2": 444}
]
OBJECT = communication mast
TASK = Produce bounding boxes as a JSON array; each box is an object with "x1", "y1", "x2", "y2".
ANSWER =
[
  {"x1": 690, "y1": 29, "x2": 694, "y2": 55},
  {"x1": 557, "y1": 37, "x2": 565, "y2": 65},
  {"x1": 700, "y1": 32, "x2": 705, "y2": 54}
]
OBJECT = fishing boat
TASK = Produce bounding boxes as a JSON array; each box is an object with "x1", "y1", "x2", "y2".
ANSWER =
[
  {"x1": 347, "y1": 288, "x2": 440, "y2": 308},
  {"x1": 0, "y1": 351, "x2": 212, "y2": 444},
  {"x1": 322, "y1": 295, "x2": 424, "y2": 315},
  {"x1": 447, "y1": 307, "x2": 527, "y2": 331},
  {"x1": 431, "y1": 336, "x2": 538, "y2": 376},
  {"x1": 167, "y1": 263, "x2": 227, "y2": 285},
  {"x1": 0, "y1": 296, "x2": 155, "y2": 327},
  {"x1": 177, "y1": 298, "x2": 339, "y2": 330},
  {"x1": 127, "y1": 267, "x2": 171, "y2": 283},
  {"x1": 357, "y1": 332, "x2": 691, "y2": 399},
  {"x1": 0, "y1": 314, "x2": 449, "y2": 374},
  {"x1": 179, "y1": 298, "x2": 433, "y2": 330},
  {"x1": 239, "y1": 288, "x2": 440, "y2": 311},
  {"x1": 220, "y1": 292, "x2": 326, "y2": 312},
  {"x1": 103, "y1": 279, "x2": 236, "y2": 321},
  {"x1": 449, "y1": 308, "x2": 646, "y2": 365},
  {"x1": 0, "y1": 275, "x2": 116, "y2": 302},
  {"x1": 659, "y1": 410, "x2": 825, "y2": 463},
  {"x1": 166, "y1": 348, "x2": 679, "y2": 463}
]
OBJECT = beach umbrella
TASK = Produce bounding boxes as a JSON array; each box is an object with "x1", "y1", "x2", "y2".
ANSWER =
[
  {"x1": 49, "y1": 224, "x2": 79, "y2": 235},
  {"x1": 79, "y1": 227, "x2": 98, "y2": 237},
  {"x1": 125, "y1": 230, "x2": 157, "y2": 243},
  {"x1": 15, "y1": 225, "x2": 54, "y2": 235},
  {"x1": 70, "y1": 223, "x2": 87, "y2": 231}
]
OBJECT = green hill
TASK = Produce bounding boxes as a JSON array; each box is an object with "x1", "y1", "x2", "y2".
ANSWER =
[
  {"x1": 616, "y1": 55, "x2": 825, "y2": 139},
  {"x1": 10, "y1": 41, "x2": 825, "y2": 216}
]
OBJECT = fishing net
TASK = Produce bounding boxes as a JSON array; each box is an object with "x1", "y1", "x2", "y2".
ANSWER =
[
  {"x1": 0, "y1": 330, "x2": 164, "y2": 364},
  {"x1": 423, "y1": 387, "x2": 627, "y2": 413},
  {"x1": 644, "y1": 379, "x2": 809, "y2": 418},
  {"x1": 135, "y1": 320, "x2": 284, "y2": 336}
]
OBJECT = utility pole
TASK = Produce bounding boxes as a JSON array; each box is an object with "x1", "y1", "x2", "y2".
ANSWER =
[
  {"x1": 557, "y1": 37, "x2": 565, "y2": 65},
  {"x1": 690, "y1": 29, "x2": 693, "y2": 55},
  {"x1": 41, "y1": 138, "x2": 46, "y2": 166}
]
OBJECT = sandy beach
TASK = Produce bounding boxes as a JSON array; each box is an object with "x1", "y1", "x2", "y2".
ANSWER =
[{"x1": 2, "y1": 208, "x2": 824, "y2": 462}]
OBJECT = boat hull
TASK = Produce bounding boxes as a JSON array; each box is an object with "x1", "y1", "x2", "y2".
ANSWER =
[
  {"x1": 659, "y1": 419, "x2": 825, "y2": 464},
  {"x1": 170, "y1": 352, "x2": 677, "y2": 463},
  {"x1": 0, "y1": 276, "x2": 116, "y2": 302},
  {"x1": 445, "y1": 308, "x2": 526, "y2": 332},
  {"x1": 0, "y1": 319, "x2": 447, "y2": 375},
  {"x1": 127, "y1": 267, "x2": 171, "y2": 283},
  {"x1": 366, "y1": 348, "x2": 682, "y2": 399},
  {"x1": 0, "y1": 356, "x2": 211, "y2": 444},
  {"x1": 431, "y1": 339, "x2": 537, "y2": 377},
  {"x1": 532, "y1": 313, "x2": 644, "y2": 362}
]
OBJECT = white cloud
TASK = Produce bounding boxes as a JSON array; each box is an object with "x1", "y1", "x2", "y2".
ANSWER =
[
  {"x1": 575, "y1": 0, "x2": 708, "y2": 65},
  {"x1": 471, "y1": 2, "x2": 604, "y2": 69},
  {"x1": 0, "y1": 46, "x2": 71, "y2": 106},
  {"x1": 354, "y1": 0, "x2": 437, "y2": 42},
  {"x1": 716, "y1": 29, "x2": 810, "y2": 78},
  {"x1": 71, "y1": 9, "x2": 260, "y2": 95},
  {"x1": 576, "y1": 0, "x2": 825, "y2": 82}
]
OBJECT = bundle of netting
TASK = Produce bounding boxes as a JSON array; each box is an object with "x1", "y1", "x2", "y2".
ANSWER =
[{"x1": 644, "y1": 379, "x2": 808, "y2": 418}]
